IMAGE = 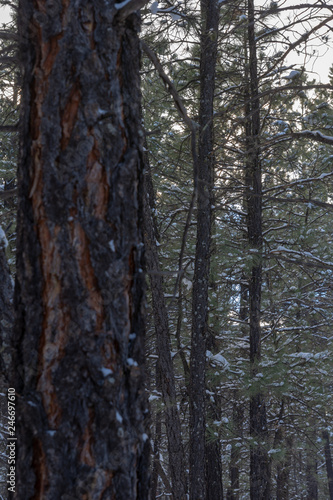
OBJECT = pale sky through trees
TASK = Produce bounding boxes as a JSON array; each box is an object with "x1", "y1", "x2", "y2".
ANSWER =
[
  {"x1": 0, "y1": 6, "x2": 11, "y2": 25},
  {"x1": 256, "y1": 0, "x2": 333, "y2": 82},
  {"x1": 0, "y1": 1, "x2": 332, "y2": 79}
]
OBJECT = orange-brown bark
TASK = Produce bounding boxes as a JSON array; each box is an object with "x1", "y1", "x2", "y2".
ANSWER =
[
  {"x1": 13, "y1": 0, "x2": 149, "y2": 497},
  {"x1": 61, "y1": 83, "x2": 81, "y2": 150}
]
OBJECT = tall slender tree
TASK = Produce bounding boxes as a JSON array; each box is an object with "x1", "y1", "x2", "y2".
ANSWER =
[
  {"x1": 189, "y1": 0, "x2": 220, "y2": 498},
  {"x1": 246, "y1": 1, "x2": 271, "y2": 497},
  {"x1": 143, "y1": 149, "x2": 187, "y2": 499}
]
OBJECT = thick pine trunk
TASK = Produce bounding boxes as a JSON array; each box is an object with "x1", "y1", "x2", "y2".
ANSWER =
[
  {"x1": 246, "y1": 1, "x2": 271, "y2": 498},
  {"x1": 189, "y1": 0, "x2": 219, "y2": 498},
  {"x1": 12, "y1": 1, "x2": 149, "y2": 498},
  {"x1": 143, "y1": 159, "x2": 187, "y2": 499}
]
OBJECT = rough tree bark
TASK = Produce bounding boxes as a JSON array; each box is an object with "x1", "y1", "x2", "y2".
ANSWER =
[
  {"x1": 143, "y1": 155, "x2": 187, "y2": 499},
  {"x1": 246, "y1": 1, "x2": 271, "y2": 498},
  {"x1": 189, "y1": 0, "x2": 219, "y2": 498},
  {"x1": 11, "y1": 0, "x2": 149, "y2": 498}
]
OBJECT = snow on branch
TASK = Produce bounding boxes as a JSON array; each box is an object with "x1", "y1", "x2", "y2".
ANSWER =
[
  {"x1": 291, "y1": 129, "x2": 333, "y2": 145},
  {"x1": 263, "y1": 171, "x2": 333, "y2": 195},
  {"x1": 115, "y1": 0, "x2": 150, "y2": 20},
  {"x1": 270, "y1": 246, "x2": 333, "y2": 270}
]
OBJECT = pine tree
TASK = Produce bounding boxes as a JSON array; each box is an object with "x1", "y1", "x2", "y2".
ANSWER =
[{"x1": 11, "y1": 0, "x2": 149, "y2": 497}]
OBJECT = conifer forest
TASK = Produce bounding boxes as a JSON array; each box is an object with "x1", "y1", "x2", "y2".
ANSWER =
[{"x1": 0, "y1": 0, "x2": 333, "y2": 498}]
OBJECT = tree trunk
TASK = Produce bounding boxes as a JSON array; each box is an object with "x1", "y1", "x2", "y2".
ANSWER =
[
  {"x1": 0, "y1": 231, "x2": 13, "y2": 378},
  {"x1": 205, "y1": 332, "x2": 223, "y2": 500},
  {"x1": 306, "y1": 455, "x2": 318, "y2": 500},
  {"x1": 276, "y1": 437, "x2": 291, "y2": 500},
  {"x1": 189, "y1": 0, "x2": 219, "y2": 498},
  {"x1": 12, "y1": 1, "x2": 149, "y2": 498},
  {"x1": 274, "y1": 402, "x2": 291, "y2": 500},
  {"x1": 227, "y1": 277, "x2": 247, "y2": 500},
  {"x1": 205, "y1": 430, "x2": 223, "y2": 500},
  {"x1": 151, "y1": 364, "x2": 162, "y2": 500},
  {"x1": 323, "y1": 430, "x2": 333, "y2": 500},
  {"x1": 246, "y1": 1, "x2": 271, "y2": 498},
  {"x1": 227, "y1": 399, "x2": 244, "y2": 500},
  {"x1": 143, "y1": 156, "x2": 187, "y2": 499},
  {"x1": 0, "y1": 235, "x2": 13, "y2": 498}
]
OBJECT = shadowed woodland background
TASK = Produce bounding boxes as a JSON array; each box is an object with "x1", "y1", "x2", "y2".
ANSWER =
[{"x1": 0, "y1": 0, "x2": 333, "y2": 498}]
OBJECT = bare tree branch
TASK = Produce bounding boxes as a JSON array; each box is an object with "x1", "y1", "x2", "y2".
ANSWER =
[
  {"x1": 261, "y1": 14, "x2": 333, "y2": 79},
  {"x1": 141, "y1": 40, "x2": 199, "y2": 302},
  {"x1": 0, "y1": 189, "x2": 17, "y2": 200},
  {"x1": 141, "y1": 41, "x2": 196, "y2": 133},
  {"x1": 0, "y1": 124, "x2": 18, "y2": 133}
]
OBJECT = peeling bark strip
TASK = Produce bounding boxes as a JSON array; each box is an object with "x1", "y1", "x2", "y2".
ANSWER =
[{"x1": 12, "y1": 0, "x2": 149, "y2": 498}]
